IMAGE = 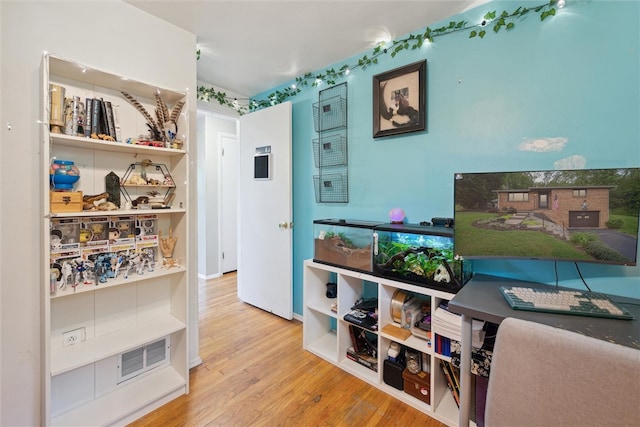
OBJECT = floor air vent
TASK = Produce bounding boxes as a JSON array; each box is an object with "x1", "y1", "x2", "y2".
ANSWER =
[{"x1": 118, "y1": 337, "x2": 170, "y2": 383}]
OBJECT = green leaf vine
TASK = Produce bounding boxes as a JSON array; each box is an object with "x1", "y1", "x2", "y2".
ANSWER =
[{"x1": 197, "y1": 0, "x2": 561, "y2": 115}]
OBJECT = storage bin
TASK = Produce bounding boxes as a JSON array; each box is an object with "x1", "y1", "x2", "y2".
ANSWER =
[
  {"x1": 402, "y1": 369, "x2": 430, "y2": 404},
  {"x1": 50, "y1": 191, "x2": 83, "y2": 213}
]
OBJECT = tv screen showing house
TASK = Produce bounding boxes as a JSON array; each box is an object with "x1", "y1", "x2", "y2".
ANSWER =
[{"x1": 453, "y1": 167, "x2": 640, "y2": 266}]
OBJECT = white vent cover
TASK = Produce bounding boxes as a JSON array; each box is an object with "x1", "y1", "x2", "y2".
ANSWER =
[{"x1": 118, "y1": 337, "x2": 170, "y2": 383}]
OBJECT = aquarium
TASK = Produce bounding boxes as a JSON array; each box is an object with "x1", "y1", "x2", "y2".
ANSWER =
[
  {"x1": 313, "y1": 219, "x2": 384, "y2": 272},
  {"x1": 373, "y1": 223, "x2": 469, "y2": 292}
]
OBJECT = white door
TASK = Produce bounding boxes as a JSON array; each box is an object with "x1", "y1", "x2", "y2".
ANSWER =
[
  {"x1": 237, "y1": 102, "x2": 292, "y2": 320},
  {"x1": 220, "y1": 133, "x2": 238, "y2": 273}
]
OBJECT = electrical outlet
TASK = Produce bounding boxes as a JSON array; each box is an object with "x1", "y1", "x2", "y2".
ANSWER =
[{"x1": 63, "y1": 327, "x2": 85, "y2": 347}]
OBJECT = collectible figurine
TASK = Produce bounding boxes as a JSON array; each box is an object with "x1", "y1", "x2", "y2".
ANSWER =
[
  {"x1": 93, "y1": 254, "x2": 109, "y2": 283},
  {"x1": 58, "y1": 261, "x2": 73, "y2": 290},
  {"x1": 51, "y1": 230, "x2": 63, "y2": 251},
  {"x1": 123, "y1": 251, "x2": 140, "y2": 279},
  {"x1": 114, "y1": 251, "x2": 128, "y2": 278},
  {"x1": 108, "y1": 228, "x2": 120, "y2": 243},
  {"x1": 139, "y1": 248, "x2": 155, "y2": 273},
  {"x1": 73, "y1": 258, "x2": 92, "y2": 286}
]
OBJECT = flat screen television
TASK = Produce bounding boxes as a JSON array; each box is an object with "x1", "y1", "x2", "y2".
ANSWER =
[{"x1": 453, "y1": 167, "x2": 640, "y2": 266}]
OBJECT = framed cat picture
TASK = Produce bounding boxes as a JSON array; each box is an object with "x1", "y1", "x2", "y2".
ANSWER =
[{"x1": 373, "y1": 60, "x2": 426, "y2": 138}]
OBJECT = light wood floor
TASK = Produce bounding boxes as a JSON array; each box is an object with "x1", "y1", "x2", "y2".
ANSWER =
[{"x1": 128, "y1": 272, "x2": 446, "y2": 427}]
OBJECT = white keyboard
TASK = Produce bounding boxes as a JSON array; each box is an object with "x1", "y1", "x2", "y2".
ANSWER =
[{"x1": 499, "y1": 286, "x2": 633, "y2": 320}]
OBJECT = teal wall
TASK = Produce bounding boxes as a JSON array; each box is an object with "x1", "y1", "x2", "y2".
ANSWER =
[{"x1": 254, "y1": 0, "x2": 640, "y2": 315}]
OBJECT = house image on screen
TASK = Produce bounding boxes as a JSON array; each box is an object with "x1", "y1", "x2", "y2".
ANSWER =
[{"x1": 494, "y1": 185, "x2": 615, "y2": 228}]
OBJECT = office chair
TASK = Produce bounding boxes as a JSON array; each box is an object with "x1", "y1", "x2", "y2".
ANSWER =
[{"x1": 484, "y1": 317, "x2": 640, "y2": 427}]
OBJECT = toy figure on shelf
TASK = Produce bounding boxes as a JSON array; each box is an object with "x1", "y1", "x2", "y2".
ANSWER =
[
  {"x1": 113, "y1": 251, "x2": 129, "y2": 278},
  {"x1": 139, "y1": 248, "x2": 156, "y2": 273},
  {"x1": 93, "y1": 255, "x2": 110, "y2": 284},
  {"x1": 73, "y1": 258, "x2": 93, "y2": 286},
  {"x1": 58, "y1": 261, "x2": 73, "y2": 290},
  {"x1": 51, "y1": 230, "x2": 63, "y2": 251},
  {"x1": 123, "y1": 252, "x2": 139, "y2": 279},
  {"x1": 162, "y1": 256, "x2": 182, "y2": 269}
]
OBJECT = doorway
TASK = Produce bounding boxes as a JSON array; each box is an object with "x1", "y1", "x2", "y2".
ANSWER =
[
  {"x1": 220, "y1": 132, "x2": 238, "y2": 273},
  {"x1": 196, "y1": 109, "x2": 238, "y2": 279}
]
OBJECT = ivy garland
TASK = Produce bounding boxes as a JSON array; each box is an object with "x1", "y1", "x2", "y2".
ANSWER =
[{"x1": 197, "y1": 0, "x2": 561, "y2": 115}]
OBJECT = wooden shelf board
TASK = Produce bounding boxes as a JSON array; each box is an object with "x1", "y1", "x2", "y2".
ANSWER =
[
  {"x1": 50, "y1": 133, "x2": 186, "y2": 156},
  {"x1": 304, "y1": 330, "x2": 338, "y2": 364},
  {"x1": 49, "y1": 208, "x2": 186, "y2": 218},
  {"x1": 51, "y1": 365, "x2": 186, "y2": 427},
  {"x1": 51, "y1": 315, "x2": 185, "y2": 376},
  {"x1": 50, "y1": 266, "x2": 186, "y2": 299}
]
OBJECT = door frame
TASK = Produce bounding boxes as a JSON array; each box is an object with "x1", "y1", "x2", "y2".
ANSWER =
[{"x1": 218, "y1": 131, "x2": 239, "y2": 273}]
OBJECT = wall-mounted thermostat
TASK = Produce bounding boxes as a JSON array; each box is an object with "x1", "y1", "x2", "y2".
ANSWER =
[{"x1": 254, "y1": 145, "x2": 271, "y2": 180}]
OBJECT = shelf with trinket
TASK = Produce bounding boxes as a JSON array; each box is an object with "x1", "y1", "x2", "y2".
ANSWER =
[{"x1": 42, "y1": 53, "x2": 191, "y2": 426}]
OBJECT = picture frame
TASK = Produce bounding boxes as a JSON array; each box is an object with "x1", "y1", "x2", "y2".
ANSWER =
[{"x1": 373, "y1": 60, "x2": 426, "y2": 138}]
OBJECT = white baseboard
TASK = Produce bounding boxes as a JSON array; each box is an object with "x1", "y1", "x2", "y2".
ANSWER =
[
  {"x1": 189, "y1": 356, "x2": 203, "y2": 369},
  {"x1": 198, "y1": 272, "x2": 222, "y2": 280}
]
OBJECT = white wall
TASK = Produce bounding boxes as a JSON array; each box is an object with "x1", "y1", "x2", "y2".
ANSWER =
[
  {"x1": 0, "y1": 1, "x2": 198, "y2": 424},
  {"x1": 197, "y1": 107, "x2": 238, "y2": 278}
]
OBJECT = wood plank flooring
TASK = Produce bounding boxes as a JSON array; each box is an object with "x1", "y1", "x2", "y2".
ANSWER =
[{"x1": 128, "y1": 272, "x2": 446, "y2": 427}]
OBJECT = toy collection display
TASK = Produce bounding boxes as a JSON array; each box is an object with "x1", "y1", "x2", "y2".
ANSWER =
[
  {"x1": 48, "y1": 90, "x2": 184, "y2": 293},
  {"x1": 53, "y1": 248, "x2": 157, "y2": 291},
  {"x1": 49, "y1": 212, "x2": 180, "y2": 294}
]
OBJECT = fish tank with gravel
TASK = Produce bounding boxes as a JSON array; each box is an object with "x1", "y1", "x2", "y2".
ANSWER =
[{"x1": 373, "y1": 223, "x2": 470, "y2": 292}]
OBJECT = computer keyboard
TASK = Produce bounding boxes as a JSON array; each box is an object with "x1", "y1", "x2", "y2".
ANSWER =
[{"x1": 499, "y1": 286, "x2": 634, "y2": 320}]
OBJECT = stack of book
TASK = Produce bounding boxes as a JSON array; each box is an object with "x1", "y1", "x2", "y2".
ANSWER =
[
  {"x1": 432, "y1": 302, "x2": 484, "y2": 353},
  {"x1": 84, "y1": 98, "x2": 120, "y2": 141}
]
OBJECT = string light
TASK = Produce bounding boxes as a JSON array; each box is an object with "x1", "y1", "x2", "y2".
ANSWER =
[{"x1": 197, "y1": 0, "x2": 562, "y2": 114}]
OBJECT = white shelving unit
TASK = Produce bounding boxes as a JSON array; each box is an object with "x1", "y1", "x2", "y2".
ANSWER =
[
  {"x1": 41, "y1": 54, "x2": 190, "y2": 426},
  {"x1": 303, "y1": 259, "x2": 471, "y2": 427}
]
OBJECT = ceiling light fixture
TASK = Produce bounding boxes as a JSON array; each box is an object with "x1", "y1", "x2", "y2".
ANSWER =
[{"x1": 557, "y1": 0, "x2": 566, "y2": 8}]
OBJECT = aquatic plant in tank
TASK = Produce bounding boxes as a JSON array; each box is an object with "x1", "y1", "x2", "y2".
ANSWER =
[{"x1": 374, "y1": 225, "x2": 463, "y2": 291}]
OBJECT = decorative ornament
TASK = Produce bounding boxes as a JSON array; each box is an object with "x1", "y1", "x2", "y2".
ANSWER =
[
  {"x1": 121, "y1": 92, "x2": 184, "y2": 143},
  {"x1": 159, "y1": 227, "x2": 179, "y2": 268},
  {"x1": 389, "y1": 208, "x2": 405, "y2": 224}
]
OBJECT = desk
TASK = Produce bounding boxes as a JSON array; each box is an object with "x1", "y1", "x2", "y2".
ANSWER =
[{"x1": 448, "y1": 274, "x2": 640, "y2": 427}]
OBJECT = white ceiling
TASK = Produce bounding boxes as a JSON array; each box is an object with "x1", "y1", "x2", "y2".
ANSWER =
[{"x1": 124, "y1": 0, "x2": 490, "y2": 96}]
